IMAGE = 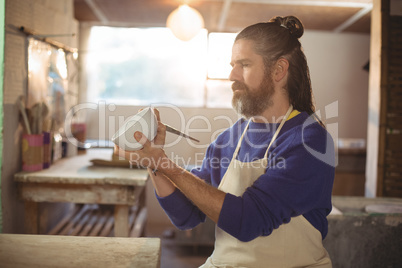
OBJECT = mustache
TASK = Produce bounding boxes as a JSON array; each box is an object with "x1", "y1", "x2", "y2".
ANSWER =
[{"x1": 232, "y1": 81, "x2": 248, "y2": 92}]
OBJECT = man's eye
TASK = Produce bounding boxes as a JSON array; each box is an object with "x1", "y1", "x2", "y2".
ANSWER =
[{"x1": 242, "y1": 64, "x2": 249, "y2": 67}]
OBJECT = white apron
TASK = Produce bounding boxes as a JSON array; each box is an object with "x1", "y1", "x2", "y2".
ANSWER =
[{"x1": 200, "y1": 106, "x2": 331, "y2": 268}]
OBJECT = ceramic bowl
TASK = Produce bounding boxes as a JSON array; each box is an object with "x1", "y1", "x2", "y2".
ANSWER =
[{"x1": 111, "y1": 107, "x2": 158, "y2": 151}]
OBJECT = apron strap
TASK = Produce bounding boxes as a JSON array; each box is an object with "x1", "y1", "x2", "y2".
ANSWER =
[
  {"x1": 232, "y1": 119, "x2": 251, "y2": 161},
  {"x1": 233, "y1": 105, "x2": 293, "y2": 161},
  {"x1": 263, "y1": 105, "x2": 293, "y2": 159}
]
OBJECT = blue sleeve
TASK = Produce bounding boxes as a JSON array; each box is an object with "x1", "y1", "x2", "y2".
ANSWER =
[
  {"x1": 155, "y1": 145, "x2": 216, "y2": 230},
  {"x1": 217, "y1": 124, "x2": 335, "y2": 242},
  {"x1": 156, "y1": 189, "x2": 206, "y2": 230}
]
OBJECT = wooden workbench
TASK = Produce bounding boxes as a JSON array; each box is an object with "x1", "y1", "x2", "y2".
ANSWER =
[
  {"x1": 14, "y1": 148, "x2": 149, "y2": 237},
  {"x1": 0, "y1": 234, "x2": 161, "y2": 268}
]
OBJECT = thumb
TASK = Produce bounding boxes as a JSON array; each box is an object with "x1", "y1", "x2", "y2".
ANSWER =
[{"x1": 134, "y1": 131, "x2": 149, "y2": 146}]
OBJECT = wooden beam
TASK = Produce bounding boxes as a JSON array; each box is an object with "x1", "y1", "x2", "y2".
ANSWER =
[
  {"x1": 333, "y1": 5, "x2": 373, "y2": 33},
  {"x1": 228, "y1": 0, "x2": 373, "y2": 8},
  {"x1": 84, "y1": 0, "x2": 109, "y2": 24},
  {"x1": 218, "y1": 0, "x2": 233, "y2": 32},
  {"x1": 19, "y1": 182, "x2": 140, "y2": 205},
  {"x1": 366, "y1": 0, "x2": 389, "y2": 197},
  {"x1": 0, "y1": 234, "x2": 161, "y2": 268},
  {"x1": 376, "y1": 0, "x2": 390, "y2": 197}
]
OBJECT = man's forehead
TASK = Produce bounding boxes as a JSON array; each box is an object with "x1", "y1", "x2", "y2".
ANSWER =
[
  {"x1": 232, "y1": 39, "x2": 254, "y2": 51},
  {"x1": 231, "y1": 39, "x2": 259, "y2": 60}
]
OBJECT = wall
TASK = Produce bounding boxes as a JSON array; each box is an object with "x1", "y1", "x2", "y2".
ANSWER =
[
  {"x1": 2, "y1": 0, "x2": 78, "y2": 233},
  {"x1": 80, "y1": 28, "x2": 370, "y2": 227},
  {"x1": 302, "y1": 30, "x2": 370, "y2": 140}
]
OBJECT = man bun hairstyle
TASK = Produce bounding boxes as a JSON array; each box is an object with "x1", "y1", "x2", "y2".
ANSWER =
[
  {"x1": 270, "y1": 15, "x2": 304, "y2": 39},
  {"x1": 235, "y1": 15, "x2": 317, "y2": 117}
]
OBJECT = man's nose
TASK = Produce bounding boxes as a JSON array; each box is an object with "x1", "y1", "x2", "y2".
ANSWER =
[{"x1": 229, "y1": 66, "x2": 241, "y2": 82}]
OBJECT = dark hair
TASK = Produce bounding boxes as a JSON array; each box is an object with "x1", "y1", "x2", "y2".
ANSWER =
[{"x1": 235, "y1": 16, "x2": 316, "y2": 116}]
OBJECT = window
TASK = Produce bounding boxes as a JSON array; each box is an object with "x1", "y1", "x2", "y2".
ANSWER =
[
  {"x1": 85, "y1": 26, "x2": 236, "y2": 107},
  {"x1": 206, "y1": 32, "x2": 236, "y2": 108},
  {"x1": 28, "y1": 38, "x2": 77, "y2": 131}
]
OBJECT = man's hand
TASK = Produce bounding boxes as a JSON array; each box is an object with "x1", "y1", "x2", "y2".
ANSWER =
[
  {"x1": 116, "y1": 108, "x2": 225, "y2": 224},
  {"x1": 116, "y1": 108, "x2": 169, "y2": 170}
]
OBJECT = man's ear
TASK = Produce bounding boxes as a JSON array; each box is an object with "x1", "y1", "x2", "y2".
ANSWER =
[{"x1": 273, "y1": 58, "x2": 289, "y2": 82}]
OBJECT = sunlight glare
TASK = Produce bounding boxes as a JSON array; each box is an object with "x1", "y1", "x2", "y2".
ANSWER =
[{"x1": 208, "y1": 32, "x2": 237, "y2": 79}]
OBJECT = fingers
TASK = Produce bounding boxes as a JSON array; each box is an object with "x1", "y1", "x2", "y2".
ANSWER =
[
  {"x1": 134, "y1": 131, "x2": 151, "y2": 149},
  {"x1": 157, "y1": 121, "x2": 166, "y2": 136},
  {"x1": 139, "y1": 107, "x2": 160, "y2": 122},
  {"x1": 150, "y1": 108, "x2": 166, "y2": 147},
  {"x1": 115, "y1": 145, "x2": 140, "y2": 163},
  {"x1": 115, "y1": 143, "x2": 152, "y2": 168},
  {"x1": 153, "y1": 108, "x2": 161, "y2": 122},
  {"x1": 118, "y1": 131, "x2": 166, "y2": 171}
]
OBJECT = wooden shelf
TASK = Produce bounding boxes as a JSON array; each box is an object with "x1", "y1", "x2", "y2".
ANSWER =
[{"x1": 47, "y1": 204, "x2": 147, "y2": 237}]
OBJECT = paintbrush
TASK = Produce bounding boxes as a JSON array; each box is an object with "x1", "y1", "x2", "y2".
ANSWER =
[
  {"x1": 17, "y1": 96, "x2": 32, "y2": 135},
  {"x1": 164, "y1": 124, "x2": 200, "y2": 143}
]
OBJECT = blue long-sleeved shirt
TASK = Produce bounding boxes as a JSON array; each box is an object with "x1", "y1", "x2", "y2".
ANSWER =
[{"x1": 157, "y1": 112, "x2": 335, "y2": 242}]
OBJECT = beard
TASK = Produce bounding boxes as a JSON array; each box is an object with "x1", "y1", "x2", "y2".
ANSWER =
[{"x1": 231, "y1": 75, "x2": 275, "y2": 119}]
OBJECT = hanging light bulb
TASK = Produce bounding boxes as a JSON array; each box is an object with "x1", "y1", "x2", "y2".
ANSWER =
[{"x1": 166, "y1": 4, "x2": 205, "y2": 41}]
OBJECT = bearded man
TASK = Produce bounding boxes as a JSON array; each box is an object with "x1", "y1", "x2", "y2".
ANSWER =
[{"x1": 118, "y1": 15, "x2": 335, "y2": 268}]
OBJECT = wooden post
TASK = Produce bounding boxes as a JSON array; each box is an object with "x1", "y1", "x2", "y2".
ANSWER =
[
  {"x1": 114, "y1": 205, "x2": 129, "y2": 237},
  {"x1": 376, "y1": 0, "x2": 390, "y2": 196},
  {"x1": 366, "y1": 0, "x2": 390, "y2": 197},
  {"x1": 24, "y1": 201, "x2": 39, "y2": 234}
]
